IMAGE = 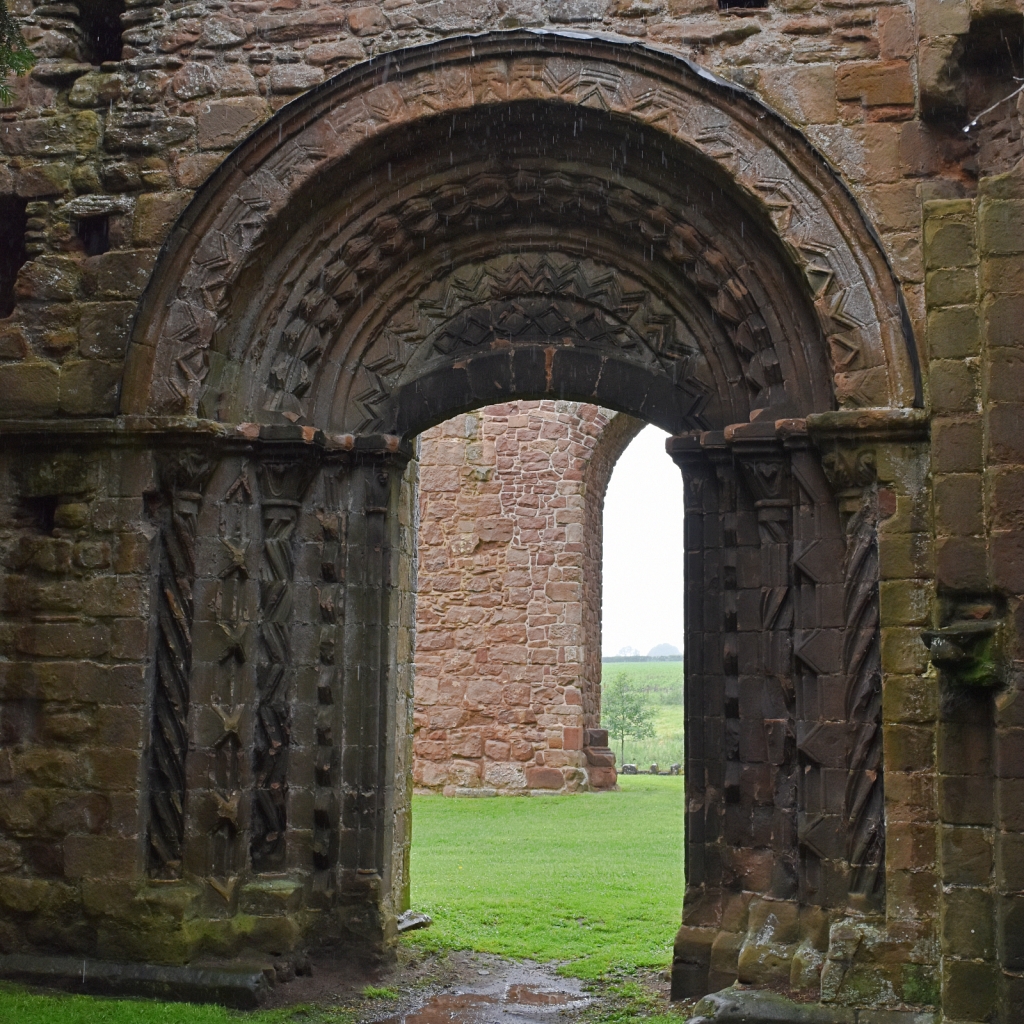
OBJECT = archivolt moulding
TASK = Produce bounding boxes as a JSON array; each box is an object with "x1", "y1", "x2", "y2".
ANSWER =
[{"x1": 122, "y1": 30, "x2": 921, "y2": 431}]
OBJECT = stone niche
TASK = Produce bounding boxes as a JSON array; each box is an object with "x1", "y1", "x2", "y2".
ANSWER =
[{"x1": 414, "y1": 400, "x2": 641, "y2": 796}]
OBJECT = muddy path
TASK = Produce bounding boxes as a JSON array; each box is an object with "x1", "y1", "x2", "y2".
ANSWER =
[{"x1": 261, "y1": 947, "x2": 684, "y2": 1024}]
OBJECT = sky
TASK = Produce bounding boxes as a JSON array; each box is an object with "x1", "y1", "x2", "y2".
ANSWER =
[{"x1": 601, "y1": 424, "x2": 685, "y2": 657}]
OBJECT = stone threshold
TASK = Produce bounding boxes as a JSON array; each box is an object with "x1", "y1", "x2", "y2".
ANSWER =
[
  {"x1": 0, "y1": 953, "x2": 270, "y2": 1009},
  {"x1": 686, "y1": 988, "x2": 937, "y2": 1024}
]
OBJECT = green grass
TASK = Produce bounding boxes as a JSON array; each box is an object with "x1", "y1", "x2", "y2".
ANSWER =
[
  {"x1": 405, "y1": 774, "x2": 684, "y2": 979},
  {"x1": 0, "y1": 984, "x2": 312, "y2": 1024},
  {"x1": 600, "y1": 663, "x2": 684, "y2": 769},
  {"x1": 361, "y1": 986, "x2": 400, "y2": 1000},
  {"x1": 599, "y1": 662, "x2": 682, "y2": 705}
]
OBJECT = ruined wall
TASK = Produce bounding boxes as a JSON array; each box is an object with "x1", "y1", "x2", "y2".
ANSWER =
[
  {"x1": 0, "y1": 0, "x2": 1019, "y2": 393},
  {"x1": 0, "y1": 0, "x2": 1024, "y2": 1016},
  {"x1": 413, "y1": 400, "x2": 639, "y2": 795}
]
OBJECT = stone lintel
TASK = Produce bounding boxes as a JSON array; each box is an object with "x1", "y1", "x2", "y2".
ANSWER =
[{"x1": 0, "y1": 417, "x2": 414, "y2": 462}]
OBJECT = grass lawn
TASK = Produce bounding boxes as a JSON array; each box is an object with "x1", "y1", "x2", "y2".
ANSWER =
[
  {"x1": 405, "y1": 773, "x2": 685, "y2": 979},
  {"x1": 0, "y1": 984, "x2": 310, "y2": 1024}
]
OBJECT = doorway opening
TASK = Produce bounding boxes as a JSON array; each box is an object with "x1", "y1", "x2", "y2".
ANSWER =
[
  {"x1": 600, "y1": 424, "x2": 685, "y2": 775},
  {"x1": 408, "y1": 401, "x2": 684, "y2": 977}
]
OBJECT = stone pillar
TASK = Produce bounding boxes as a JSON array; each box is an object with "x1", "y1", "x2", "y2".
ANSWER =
[
  {"x1": 414, "y1": 402, "x2": 640, "y2": 795},
  {"x1": 334, "y1": 439, "x2": 413, "y2": 947},
  {"x1": 667, "y1": 433, "x2": 721, "y2": 999},
  {"x1": 146, "y1": 450, "x2": 216, "y2": 880}
]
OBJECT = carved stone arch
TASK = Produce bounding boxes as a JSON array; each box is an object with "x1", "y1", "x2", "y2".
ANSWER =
[
  {"x1": 118, "y1": 29, "x2": 926, "y2": 997},
  {"x1": 122, "y1": 31, "x2": 921, "y2": 428}
]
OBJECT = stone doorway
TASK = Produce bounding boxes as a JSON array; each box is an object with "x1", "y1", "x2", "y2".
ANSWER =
[{"x1": 2, "y1": 30, "x2": 928, "y2": 1007}]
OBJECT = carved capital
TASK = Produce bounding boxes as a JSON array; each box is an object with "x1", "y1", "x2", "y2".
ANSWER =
[{"x1": 819, "y1": 444, "x2": 877, "y2": 494}]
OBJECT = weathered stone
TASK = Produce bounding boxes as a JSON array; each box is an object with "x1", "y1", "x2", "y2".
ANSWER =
[
  {"x1": 268, "y1": 64, "x2": 324, "y2": 95},
  {"x1": 197, "y1": 97, "x2": 268, "y2": 150},
  {"x1": 104, "y1": 114, "x2": 195, "y2": 154},
  {"x1": 837, "y1": 61, "x2": 914, "y2": 107},
  {"x1": 0, "y1": 112, "x2": 100, "y2": 157}
]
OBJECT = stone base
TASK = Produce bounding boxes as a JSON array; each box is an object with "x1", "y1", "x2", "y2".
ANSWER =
[
  {"x1": 684, "y1": 988, "x2": 937, "y2": 1024},
  {"x1": 0, "y1": 954, "x2": 271, "y2": 1008}
]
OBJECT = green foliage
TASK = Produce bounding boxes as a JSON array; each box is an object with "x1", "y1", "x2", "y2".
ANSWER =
[
  {"x1": 404, "y1": 774, "x2": 684, "y2": 979},
  {"x1": 601, "y1": 672, "x2": 657, "y2": 767},
  {"x1": 600, "y1": 662, "x2": 682, "y2": 706},
  {"x1": 0, "y1": 0, "x2": 35, "y2": 104},
  {"x1": 361, "y1": 987, "x2": 400, "y2": 1000}
]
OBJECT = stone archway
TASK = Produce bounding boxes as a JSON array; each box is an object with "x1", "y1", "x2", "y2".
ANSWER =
[{"x1": 116, "y1": 29, "x2": 922, "y2": 992}]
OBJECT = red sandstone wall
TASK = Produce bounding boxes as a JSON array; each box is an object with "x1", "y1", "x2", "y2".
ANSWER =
[{"x1": 413, "y1": 400, "x2": 641, "y2": 795}]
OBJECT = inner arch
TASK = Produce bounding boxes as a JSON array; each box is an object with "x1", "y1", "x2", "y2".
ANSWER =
[{"x1": 202, "y1": 102, "x2": 831, "y2": 434}]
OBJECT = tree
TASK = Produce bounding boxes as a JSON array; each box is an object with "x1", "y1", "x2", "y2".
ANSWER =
[
  {"x1": 601, "y1": 670, "x2": 656, "y2": 766},
  {"x1": 1, "y1": 0, "x2": 34, "y2": 106}
]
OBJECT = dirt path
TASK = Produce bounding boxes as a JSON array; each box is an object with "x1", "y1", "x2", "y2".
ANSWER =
[{"x1": 261, "y1": 947, "x2": 681, "y2": 1024}]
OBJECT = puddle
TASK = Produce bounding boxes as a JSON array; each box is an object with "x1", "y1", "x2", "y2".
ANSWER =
[{"x1": 379, "y1": 982, "x2": 589, "y2": 1024}]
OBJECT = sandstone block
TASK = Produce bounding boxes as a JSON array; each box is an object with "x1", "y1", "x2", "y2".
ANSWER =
[
  {"x1": 82, "y1": 250, "x2": 158, "y2": 299},
  {"x1": 170, "y1": 63, "x2": 217, "y2": 101},
  {"x1": 931, "y1": 417, "x2": 982, "y2": 474},
  {"x1": 924, "y1": 218, "x2": 977, "y2": 269},
  {"x1": 59, "y1": 359, "x2": 120, "y2": 415},
  {"x1": 837, "y1": 61, "x2": 914, "y2": 106},
  {"x1": 68, "y1": 73, "x2": 124, "y2": 108},
  {"x1": 198, "y1": 16, "x2": 251, "y2": 48},
  {"x1": 104, "y1": 113, "x2": 195, "y2": 153},
  {"x1": 929, "y1": 359, "x2": 978, "y2": 414},
  {"x1": 305, "y1": 39, "x2": 366, "y2": 67},
  {"x1": 979, "y1": 199, "x2": 1024, "y2": 255},
  {"x1": 0, "y1": 111, "x2": 100, "y2": 157},
  {"x1": 989, "y1": 404, "x2": 1024, "y2": 463},
  {"x1": 269, "y1": 64, "x2": 325, "y2": 95},
  {"x1": 348, "y1": 6, "x2": 386, "y2": 34},
  {"x1": 63, "y1": 835, "x2": 138, "y2": 876},
  {"x1": 933, "y1": 474, "x2": 984, "y2": 536},
  {"x1": 878, "y1": 8, "x2": 915, "y2": 59},
  {"x1": 916, "y1": 0, "x2": 970, "y2": 35},
  {"x1": 941, "y1": 960, "x2": 997, "y2": 1020},
  {"x1": 0, "y1": 361, "x2": 60, "y2": 417},
  {"x1": 992, "y1": 531, "x2": 1024, "y2": 594},
  {"x1": 525, "y1": 767, "x2": 564, "y2": 789},
  {"x1": 132, "y1": 191, "x2": 191, "y2": 247},
  {"x1": 15, "y1": 256, "x2": 80, "y2": 301},
  {"x1": 79, "y1": 301, "x2": 136, "y2": 360},
  {"x1": 198, "y1": 97, "x2": 269, "y2": 151},
  {"x1": 985, "y1": 294, "x2": 1024, "y2": 348},
  {"x1": 758, "y1": 65, "x2": 837, "y2": 125},
  {"x1": 254, "y1": 9, "x2": 348, "y2": 40},
  {"x1": 926, "y1": 267, "x2": 977, "y2": 308},
  {"x1": 935, "y1": 536, "x2": 988, "y2": 590}
]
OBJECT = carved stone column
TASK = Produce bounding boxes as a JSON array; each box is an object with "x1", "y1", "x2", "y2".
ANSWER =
[
  {"x1": 818, "y1": 445, "x2": 885, "y2": 910},
  {"x1": 732, "y1": 435, "x2": 798, "y2": 901},
  {"x1": 251, "y1": 451, "x2": 318, "y2": 872},
  {"x1": 334, "y1": 438, "x2": 414, "y2": 946},
  {"x1": 147, "y1": 450, "x2": 216, "y2": 880}
]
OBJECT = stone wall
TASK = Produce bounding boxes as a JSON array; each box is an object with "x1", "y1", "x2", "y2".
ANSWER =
[
  {"x1": 0, "y1": 0, "x2": 1023, "y2": 1015},
  {"x1": 413, "y1": 400, "x2": 640, "y2": 795},
  {"x1": 0, "y1": 0, "x2": 1019, "y2": 398}
]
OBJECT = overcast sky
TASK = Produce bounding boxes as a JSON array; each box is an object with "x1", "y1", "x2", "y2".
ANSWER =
[{"x1": 601, "y1": 424, "x2": 685, "y2": 657}]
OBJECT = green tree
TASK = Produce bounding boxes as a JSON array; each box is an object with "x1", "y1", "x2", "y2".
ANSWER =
[
  {"x1": 601, "y1": 670, "x2": 656, "y2": 766},
  {"x1": 1, "y1": 0, "x2": 35, "y2": 106}
]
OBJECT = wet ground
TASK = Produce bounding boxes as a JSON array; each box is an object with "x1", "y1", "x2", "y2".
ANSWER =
[{"x1": 262, "y1": 947, "x2": 678, "y2": 1024}]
